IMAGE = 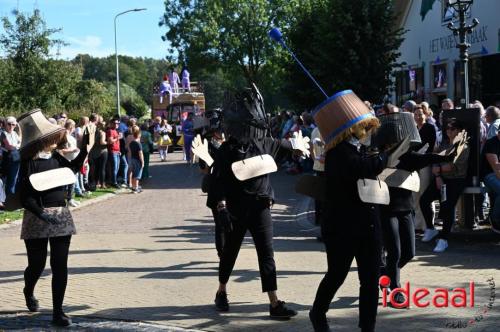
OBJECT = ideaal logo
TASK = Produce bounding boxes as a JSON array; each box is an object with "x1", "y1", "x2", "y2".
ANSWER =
[
  {"x1": 379, "y1": 276, "x2": 496, "y2": 329},
  {"x1": 379, "y1": 276, "x2": 475, "y2": 309}
]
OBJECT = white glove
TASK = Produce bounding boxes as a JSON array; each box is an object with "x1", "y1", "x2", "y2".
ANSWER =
[
  {"x1": 191, "y1": 134, "x2": 214, "y2": 167},
  {"x1": 290, "y1": 131, "x2": 311, "y2": 158}
]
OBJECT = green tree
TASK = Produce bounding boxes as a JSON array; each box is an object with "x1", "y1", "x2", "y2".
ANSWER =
[
  {"x1": 65, "y1": 79, "x2": 114, "y2": 119},
  {"x1": 0, "y1": 9, "x2": 68, "y2": 111},
  {"x1": 107, "y1": 83, "x2": 148, "y2": 119},
  {"x1": 39, "y1": 59, "x2": 82, "y2": 114},
  {"x1": 73, "y1": 54, "x2": 170, "y2": 107},
  {"x1": 286, "y1": 0, "x2": 405, "y2": 107},
  {"x1": 159, "y1": 0, "x2": 304, "y2": 86}
]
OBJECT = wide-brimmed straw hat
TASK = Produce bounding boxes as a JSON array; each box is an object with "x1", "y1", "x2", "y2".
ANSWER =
[{"x1": 18, "y1": 109, "x2": 66, "y2": 159}]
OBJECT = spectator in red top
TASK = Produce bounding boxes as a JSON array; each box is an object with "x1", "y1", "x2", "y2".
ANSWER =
[{"x1": 107, "y1": 118, "x2": 121, "y2": 187}]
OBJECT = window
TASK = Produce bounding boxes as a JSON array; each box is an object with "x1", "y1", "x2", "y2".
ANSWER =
[
  {"x1": 433, "y1": 63, "x2": 447, "y2": 89},
  {"x1": 395, "y1": 67, "x2": 425, "y2": 105}
]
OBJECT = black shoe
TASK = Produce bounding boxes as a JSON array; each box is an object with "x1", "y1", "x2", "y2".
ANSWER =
[
  {"x1": 52, "y1": 312, "x2": 72, "y2": 327},
  {"x1": 478, "y1": 218, "x2": 490, "y2": 226},
  {"x1": 270, "y1": 300, "x2": 297, "y2": 319},
  {"x1": 491, "y1": 218, "x2": 500, "y2": 234},
  {"x1": 23, "y1": 288, "x2": 39, "y2": 312},
  {"x1": 215, "y1": 291, "x2": 229, "y2": 312},
  {"x1": 388, "y1": 291, "x2": 408, "y2": 309},
  {"x1": 309, "y1": 309, "x2": 330, "y2": 331}
]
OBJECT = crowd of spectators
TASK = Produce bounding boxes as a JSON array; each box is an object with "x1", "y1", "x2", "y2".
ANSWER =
[
  {"x1": 269, "y1": 96, "x2": 500, "y2": 240},
  {"x1": 0, "y1": 112, "x2": 177, "y2": 210}
]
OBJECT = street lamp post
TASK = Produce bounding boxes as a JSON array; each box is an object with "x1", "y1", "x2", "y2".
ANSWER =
[
  {"x1": 445, "y1": 0, "x2": 478, "y2": 109},
  {"x1": 114, "y1": 8, "x2": 147, "y2": 117}
]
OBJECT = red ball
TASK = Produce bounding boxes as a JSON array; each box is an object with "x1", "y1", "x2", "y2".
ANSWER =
[{"x1": 379, "y1": 275, "x2": 391, "y2": 288}]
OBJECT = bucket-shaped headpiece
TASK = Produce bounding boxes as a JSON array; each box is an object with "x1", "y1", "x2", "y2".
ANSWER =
[
  {"x1": 312, "y1": 90, "x2": 379, "y2": 151},
  {"x1": 371, "y1": 112, "x2": 421, "y2": 149}
]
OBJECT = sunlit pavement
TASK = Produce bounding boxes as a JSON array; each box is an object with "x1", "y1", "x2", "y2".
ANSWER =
[{"x1": 0, "y1": 152, "x2": 499, "y2": 331}]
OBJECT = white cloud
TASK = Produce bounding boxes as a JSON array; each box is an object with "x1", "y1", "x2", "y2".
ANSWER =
[
  {"x1": 51, "y1": 35, "x2": 114, "y2": 59},
  {"x1": 67, "y1": 35, "x2": 102, "y2": 48}
]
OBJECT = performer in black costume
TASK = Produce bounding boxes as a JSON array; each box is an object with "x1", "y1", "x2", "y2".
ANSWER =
[
  {"x1": 198, "y1": 108, "x2": 227, "y2": 257},
  {"x1": 192, "y1": 84, "x2": 310, "y2": 318},
  {"x1": 18, "y1": 109, "x2": 92, "y2": 327},
  {"x1": 372, "y1": 112, "x2": 461, "y2": 306},
  {"x1": 308, "y1": 90, "x2": 410, "y2": 332}
]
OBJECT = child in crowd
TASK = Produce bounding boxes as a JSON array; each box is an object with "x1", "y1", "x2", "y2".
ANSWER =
[{"x1": 128, "y1": 126, "x2": 144, "y2": 194}]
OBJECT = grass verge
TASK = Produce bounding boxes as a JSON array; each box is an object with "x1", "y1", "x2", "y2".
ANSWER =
[{"x1": 0, "y1": 188, "x2": 117, "y2": 226}]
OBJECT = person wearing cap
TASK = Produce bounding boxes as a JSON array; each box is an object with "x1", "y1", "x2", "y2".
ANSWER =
[
  {"x1": 420, "y1": 118, "x2": 470, "y2": 252},
  {"x1": 1, "y1": 116, "x2": 21, "y2": 195},
  {"x1": 308, "y1": 90, "x2": 408, "y2": 332},
  {"x1": 17, "y1": 109, "x2": 93, "y2": 327}
]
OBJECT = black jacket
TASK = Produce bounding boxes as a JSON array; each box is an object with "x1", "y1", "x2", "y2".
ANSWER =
[
  {"x1": 20, "y1": 150, "x2": 87, "y2": 218},
  {"x1": 213, "y1": 137, "x2": 290, "y2": 214},
  {"x1": 323, "y1": 141, "x2": 387, "y2": 232},
  {"x1": 384, "y1": 151, "x2": 453, "y2": 212}
]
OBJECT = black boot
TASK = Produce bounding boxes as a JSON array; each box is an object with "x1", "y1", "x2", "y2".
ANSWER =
[
  {"x1": 388, "y1": 291, "x2": 409, "y2": 309},
  {"x1": 52, "y1": 311, "x2": 72, "y2": 327},
  {"x1": 214, "y1": 291, "x2": 229, "y2": 312},
  {"x1": 269, "y1": 300, "x2": 297, "y2": 319},
  {"x1": 23, "y1": 288, "x2": 39, "y2": 312},
  {"x1": 309, "y1": 309, "x2": 330, "y2": 332}
]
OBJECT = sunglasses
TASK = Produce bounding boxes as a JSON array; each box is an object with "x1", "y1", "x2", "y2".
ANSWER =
[{"x1": 7, "y1": 123, "x2": 16, "y2": 126}]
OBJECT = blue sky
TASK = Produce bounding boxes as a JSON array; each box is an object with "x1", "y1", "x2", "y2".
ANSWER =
[{"x1": 0, "y1": 0, "x2": 170, "y2": 59}]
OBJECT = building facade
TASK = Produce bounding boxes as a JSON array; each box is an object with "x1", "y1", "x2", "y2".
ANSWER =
[{"x1": 393, "y1": 0, "x2": 500, "y2": 108}]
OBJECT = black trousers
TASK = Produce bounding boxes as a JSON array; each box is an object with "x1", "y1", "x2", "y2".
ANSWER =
[
  {"x1": 89, "y1": 150, "x2": 108, "y2": 188},
  {"x1": 420, "y1": 178, "x2": 466, "y2": 240},
  {"x1": 380, "y1": 210, "x2": 415, "y2": 290},
  {"x1": 219, "y1": 201, "x2": 277, "y2": 292},
  {"x1": 314, "y1": 171, "x2": 325, "y2": 225},
  {"x1": 211, "y1": 208, "x2": 226, "y2": 258},
  {"x1": 24, "y1": 235, "x2": 72, "y2": 313},
  {"x1": 312, "y1": 220, "x2": 381, "y2": 331}
]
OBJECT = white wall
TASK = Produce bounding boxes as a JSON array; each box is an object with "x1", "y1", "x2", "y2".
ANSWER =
[{"x1": 396, "y1": 0, "x2": 499, "y2": 102}]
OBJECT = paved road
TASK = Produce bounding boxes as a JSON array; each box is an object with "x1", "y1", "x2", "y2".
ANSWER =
[{"x1": 0, "y1": 151, "x2": 499, "y2": 331}]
